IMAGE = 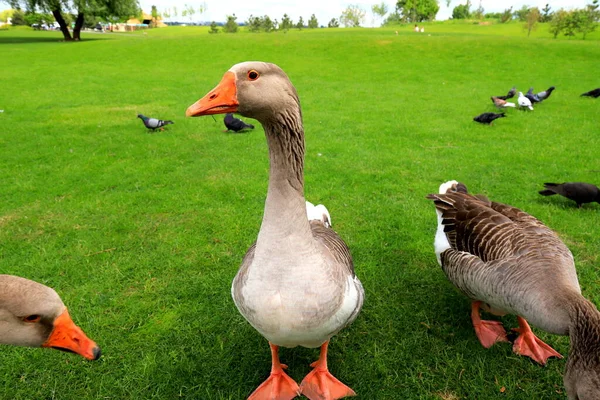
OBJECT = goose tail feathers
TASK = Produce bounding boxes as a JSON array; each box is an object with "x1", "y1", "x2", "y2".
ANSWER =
[{"x1": 306, "y1": 201, "x2": 332, "y2": 228}]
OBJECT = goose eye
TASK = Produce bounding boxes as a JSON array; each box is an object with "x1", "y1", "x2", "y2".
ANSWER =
[
  {"x1": 247, "y1": 70, "x2": 259, "y2": 81},
  {"x1": 23, "y1": 315, "x2": 41, "y2": 323}
]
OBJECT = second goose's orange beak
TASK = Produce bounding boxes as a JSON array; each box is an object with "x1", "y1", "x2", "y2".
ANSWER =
[
  {"x1": 42, "y1": 309, "x2": 101, "y2": 361},
  {"x1": 186, "y1": 71, "x2": 239, "y2": 117}
]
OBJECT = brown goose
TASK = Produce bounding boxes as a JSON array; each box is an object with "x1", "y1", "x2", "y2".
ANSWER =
[
  {"x1": 427, "y1": 181, "x2": 600, "y2": 399},
  {"x1": 0, "y1": 274, "x2": 101, "y2": 360},
  {"x1": 186, "y1": 62, "x2": 364, "y2": 400}
]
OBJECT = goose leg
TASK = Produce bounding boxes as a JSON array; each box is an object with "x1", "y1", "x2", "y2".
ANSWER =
[
  {"x1": 248, "y1": 343, "x2": 299, "y2": 400},
  {"x1": 471, "y1": 301, "x2": 509, "y2": 348},
  {"x1": 512, "y1": 316, "x2": 562, "y2": 365},
  {"x1": 299, "y1": 341, "x2": 356, "y2": 400}
]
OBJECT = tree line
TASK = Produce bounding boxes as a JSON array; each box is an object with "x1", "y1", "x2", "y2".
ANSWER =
[{"x1": 449, "y1": 0, "x2": 599, "y2": 39}]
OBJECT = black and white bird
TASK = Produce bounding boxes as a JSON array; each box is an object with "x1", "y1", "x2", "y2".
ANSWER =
[
  {"x1": 536, "y1": 86, "x2": 555, "y2": 102},
  {"x1": 224, "y1": 113, "x2": 255, "y2": 132},
  {"x1": 581, "y1": 88, "x2": 600, "y2": 98},
  {"x1": 518, "y1": 92, "x2": 534, "y2": 110},
  {"x1": 137, "y1": 114, "x2": 174, "y2": 131},
  {"x1": 495, "y1": 86, "x2": 516, "y2": 101},
  {"x1": 539, "y1": 182, "x2": 600, "y2": 208},
  {"x1": 473, "y1": 112, "x2": 506, "y2": 124}
]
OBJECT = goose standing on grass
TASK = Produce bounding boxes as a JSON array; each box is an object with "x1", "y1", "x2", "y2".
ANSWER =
[
  {"x1": 186, "y1": 62, "x2": 364, "y2": 400},
  {"x1": 427, "y1": 181, "x2": 600, "y2": 400},
  {"x1": 0, "y1": 275, "x2": 101, "y2": 360}
]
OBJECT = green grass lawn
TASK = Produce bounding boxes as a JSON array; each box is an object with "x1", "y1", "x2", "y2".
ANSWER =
[{"x1": 0, "y1": 23, "x2": 599, "y2": 399}]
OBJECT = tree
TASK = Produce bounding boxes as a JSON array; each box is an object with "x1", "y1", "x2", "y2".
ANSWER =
[
  {"x1": 0, "y1": 9, "x2": 14, "y2": 22},
  {"x1": 383, "y1": 11, "x2": 402, "y2": 25},
  {"x1": 11, "y1": 8, "x2": 25, "y2": 25},
  {"x1": 162, "y1": 8, "x2": 171, "y2": 22},
  {"x1": 549, "y1": 8, "x2": 568, "y2": 38},
  {"x1": 182, "y1": 4, "x2": 196, "y2": 23},
  {"x1": 223, "y1": 14, "x2": 238, "y2": 33},
  {"x1": 151, "y1": 5, "x2": 159, "y2": 27},
  {"x1": 500, "y1": 7, "x2": 513, "y2": 23},
  {"x1": 340, "y1": 5, "x2": 366, "y2": 27},
  {"x1": 472, "y1": 0, "x2": 484, "y2": 20},
  {"x1": 24, "y1": 11, "x2": 54, "y2": 26},
  {"x1": 578, "y1": 0, "x2": 599, "y2": 39},
  {"x1": 308, "y1": 13, "x2": 318, "y2": 28},
  {"x1": 8, "y1": 0, "x2": 139, "y2": 40},
  {"x1": 395, "y1": 0, "x2": 440, "y2": 22},
  {"x1": 296, "y1": 16, "x2": 304, "y2": 29},
  {"x1": 327, "y1": 17, "x2": 339, "y2": 27},
  {"x1": 563, "y1": 10, "x2": 578, "y2": 37},
  {"x1": 524, "y1": 7, "x2": 540, "y2": 37},
  {"x1": 172, "y1": 6, "x2": 178, "y2": 19},
  {"x1": 280, "y1": 13, "x2": 293, "y2": 31},
  {"x1": 209, "y1": 21, "x2": 218, "y2": 33},
  {"x1": 513, "y1": 5, "x2": 530, "y2": 21},
  {"x1": 371, "y1": 2, "x2": 388, "y2": 26},
  {"x1": 452, "y1": 2, "x2": 470, "y2": 19},
  {"x1": 262, "y1": 15, "x2": 274, "y2": 32},
  {"x1": 541, "y1": 4, "x2": 552, "y2": 22},
  {"x1": 246, "y1": 14, "x2": 261, "y2": 32}
]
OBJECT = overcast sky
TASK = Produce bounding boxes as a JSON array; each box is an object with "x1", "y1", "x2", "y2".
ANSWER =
[{"x1": 137, "y1": 0, "x2": 590, "y2": 25}]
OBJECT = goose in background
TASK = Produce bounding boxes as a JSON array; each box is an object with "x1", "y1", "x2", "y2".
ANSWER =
[
  {"x1": 0, "y1": 274, "x2": 101, "y2": 360},
  {"x1": 186, "y1": 61, "x2": 364, "y2": 400},
  {"x1": 427, "y1": 181, "x2": 600, "y2": 400}
]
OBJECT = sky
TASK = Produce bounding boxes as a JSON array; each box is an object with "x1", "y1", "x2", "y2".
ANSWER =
[{"x1": 137, "y1": 0, "x2": 591, "y2": 26}]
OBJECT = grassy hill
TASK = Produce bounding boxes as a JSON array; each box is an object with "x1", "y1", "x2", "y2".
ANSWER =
[{"x1": 0, "y1": 23, "x2": 599, "y2": 399}]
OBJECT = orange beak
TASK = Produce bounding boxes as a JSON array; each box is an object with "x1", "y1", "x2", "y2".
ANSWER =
[
  {"x1": 186, "y1": 71, "x2": 239, "y2": 117},
  {"x1": 42, "y1": 309, "x2": 101, "y2": 361}
]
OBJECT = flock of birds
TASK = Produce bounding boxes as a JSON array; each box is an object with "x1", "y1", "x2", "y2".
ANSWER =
[
  {"x1": 137, "y1": 112, "x2": 255, "y2": 133},
  {"x1": 2, "y1": 61, "x2": 599, "y2": 400},
  {"x1": 473, "y1": 86, "x2": 599, "y2": 125}
]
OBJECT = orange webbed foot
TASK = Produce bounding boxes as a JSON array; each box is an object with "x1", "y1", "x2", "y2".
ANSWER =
[
  {"x1": 249, "y1": 343, "x2": 300, "y2": 400},
  {"x1": 512, "y1": 317, "x2": 562, "y2": 365},
  {"x1": 474, "y1": 319, "x2": 509, "y2": 348},
  {"x1": 470, "y1": 301, "x2": 509, "y2": 348},
  {"x1": 298, "y1": 341, "x2": 356, "y2": 400},
  {"x1": 299, "y1": 364, "x2": 356, "y2": 400},
  {"x1": 248, "y1": 365, "x2": 300, "y2": 400}
]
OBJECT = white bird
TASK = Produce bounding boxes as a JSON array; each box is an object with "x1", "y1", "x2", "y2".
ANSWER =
[{"x1": 518, "y1": 92, "x2": 533, "y2": 110}]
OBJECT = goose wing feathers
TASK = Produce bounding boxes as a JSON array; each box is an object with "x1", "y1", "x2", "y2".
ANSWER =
[
  {"x1": 427, "y1": 191, "x2": 579, "y2": 317},
  {"x1": 309, "y1": 220, "x2": 356, "y2": 276}
]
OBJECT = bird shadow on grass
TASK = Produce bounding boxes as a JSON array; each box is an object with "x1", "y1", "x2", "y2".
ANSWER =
[{"x1": 0, "y1": 36, "x2": 107, "y2": 45}]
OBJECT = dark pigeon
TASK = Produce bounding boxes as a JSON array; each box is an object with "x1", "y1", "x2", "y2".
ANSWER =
[
  {"x1": 525, "y1": 87, "x2": 541, "y2": 103},
  {"x1": 224, "y1": 113, "x2": 255, "y2": 132},
  {"x1": 539, "y1": 182, "x2": 600, "y2": 208},
  {"x1": 138, "y1": 114, "x2": 174, "y2": 131},
  {"x1": 495, "y1": 86, "x2": 516, "y2": 101},
  {"x1": 536, "y1": 86, "x2": 555, "y2": 102},
  {"x1": 473, "y1": 112, "x2": 506, "y2": 125},
  {"x1": 581, "y1": 88, "x2": 600, "y2": 98}
]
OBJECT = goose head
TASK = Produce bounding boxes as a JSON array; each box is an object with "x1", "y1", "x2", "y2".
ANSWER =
[
  {"x1": 0, "y1": 275, "x2": 101, "y2": 360},
  {"x1": 186, "y1": 61, "x2": 300, "y2": 123}
]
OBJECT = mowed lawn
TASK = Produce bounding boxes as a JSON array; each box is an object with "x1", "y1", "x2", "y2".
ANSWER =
[{"x1": 1, "y1": 24, "x2": 599, "y2": 399}]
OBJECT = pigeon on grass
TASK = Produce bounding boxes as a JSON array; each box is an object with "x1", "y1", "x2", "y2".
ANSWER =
[
  {"x1": 581, "y1": 88, "x2": 600, "y2": 98},
  {"x1": 137, "y1": 114, "x2": 174, "y2": 132},
  {"x1": 539, "y1": 182, "x2": 600, "y2": 208},
  {"x1": 473, "y1": 112, "x2": 506, "y2": 125},
  {"x1": 224, "y1": 113, "x2": 255, "y2": 132}
]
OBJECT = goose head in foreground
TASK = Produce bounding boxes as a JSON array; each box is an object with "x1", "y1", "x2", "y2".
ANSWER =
[
  {"x1": 187, "y1": 62, "x2": 364, "y2": 400},
  {"x1": 427, "y1": 181, "x2": 600, "y2": 400},
  {"x1": 0, "y1": 275, "x2": 101, "y2": 360}
]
